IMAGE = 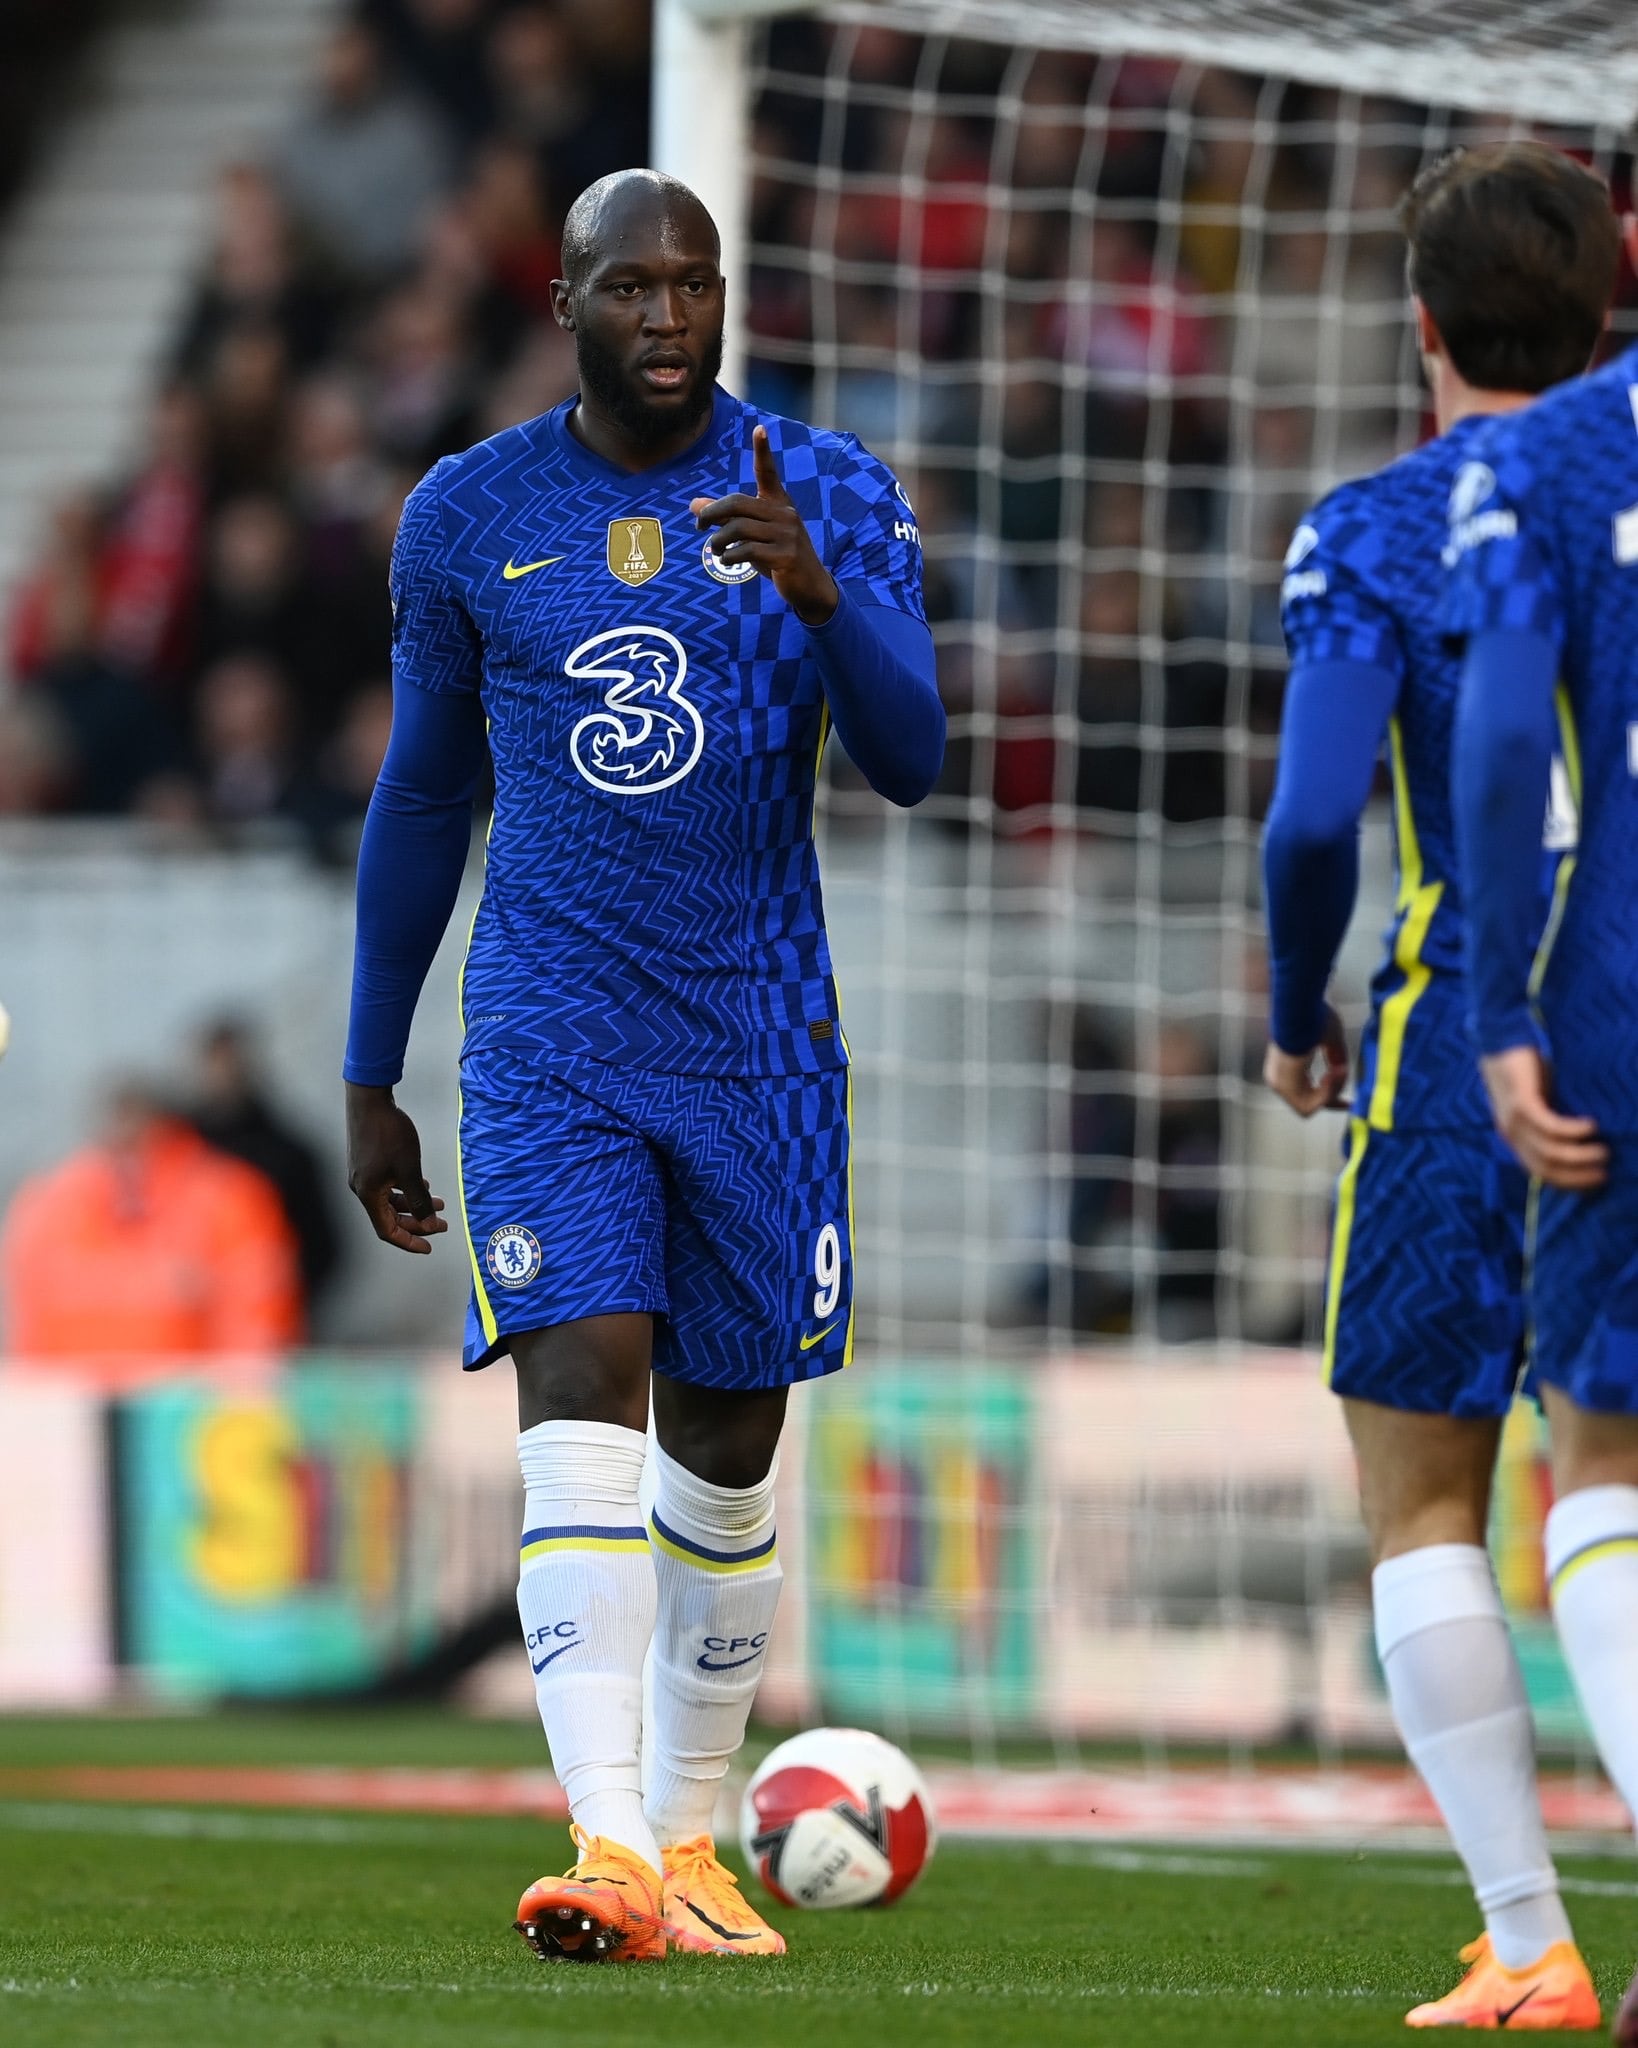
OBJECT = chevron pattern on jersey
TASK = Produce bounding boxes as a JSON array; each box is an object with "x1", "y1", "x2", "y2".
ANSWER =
[
  {"x1": 1446, "y1": 342, "x2": 1638, "y2": 1137},
  {"x1": 1281, "y1": 413, "x2": 1497, "y2": 1133},
  {"x1": 1532, "y1": 1167, "x2": 1638, "y2": 1415},
  {"x1": 457, "y1": 1048, "x2": 851, "y2": 1390},
  {"x1": 390, "y1": 388, "x2": 924, "y2": 1080},
  {"x1": 1326, "y1": 1123, "x2": 1527, "y2": 1416}
]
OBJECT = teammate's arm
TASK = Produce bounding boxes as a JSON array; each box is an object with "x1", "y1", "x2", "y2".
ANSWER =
[
  {"x1": 691, "y1": 424, "x2": 944, "y2": 806},
  {"x1": 1261, "y1": 655, "x2": 1398, "y2": 1114},
  {"x1": 1261, "y1": 508, "x2": 1402, "y2": 1117},
  {"x1": 1446, "y1": 453, "x2": 1608, "y2": 1189},
  {"x1": 1452, "y1": 629, "x2": 1607, "y2": 1188},
  {"x1": 344, "y1": 462, "x2": 487, "y2": 1253}
]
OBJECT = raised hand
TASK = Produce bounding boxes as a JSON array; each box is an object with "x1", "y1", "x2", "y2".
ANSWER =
[
  {"x1": 346, "y1": 1082, "x2": 449, "y2": 1254},
  {"x1": 690, "y1": 423, "x2": 839, "y2": 625}
]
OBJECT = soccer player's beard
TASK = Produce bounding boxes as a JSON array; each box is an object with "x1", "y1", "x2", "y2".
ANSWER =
[{"x1": 576, "y1": 323, "x2": 723, "y2": 448}]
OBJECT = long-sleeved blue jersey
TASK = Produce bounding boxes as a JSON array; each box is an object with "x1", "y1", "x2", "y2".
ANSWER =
[
  {"x1": 348, "y1": 387, "x2": 939, "y2": 1083},
  {"x1": 1447, "y1": 344, "x2": 1638, "y2": 1134}
]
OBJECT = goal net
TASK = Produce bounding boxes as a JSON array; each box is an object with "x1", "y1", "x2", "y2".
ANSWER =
[{"x1": 669, "y1": 1, "x2": 1638, "y2": 1788}]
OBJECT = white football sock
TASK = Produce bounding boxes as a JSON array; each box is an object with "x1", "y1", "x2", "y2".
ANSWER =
[
  {"x1": 1374, "y1": 1544, "x2": 1572, "y2": 1969},
  {"x1": 516, "y1": 1419, "x2": 660, "y2": 1872},
  {"x1": 1546, "y1": 1485, "x2": 1638, "y2": 1837},
  {"x1": 643, "y1": 1440, "x2": 784, "y2": 1848}
]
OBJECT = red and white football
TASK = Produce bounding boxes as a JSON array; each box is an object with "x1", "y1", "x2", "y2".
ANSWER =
[{"x1": 740, "y1": 1727, "x2": 936, "y2": 1909}]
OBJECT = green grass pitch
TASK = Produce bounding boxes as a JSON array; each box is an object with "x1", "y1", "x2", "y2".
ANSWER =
[{"x1": 2, "y1": 1715, "x2": 1635, "y2": 2046}]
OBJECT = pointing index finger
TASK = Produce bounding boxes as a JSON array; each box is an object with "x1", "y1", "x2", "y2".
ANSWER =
[{"x1": 752, "y1": 423, "x2": 787, "y2": 500}]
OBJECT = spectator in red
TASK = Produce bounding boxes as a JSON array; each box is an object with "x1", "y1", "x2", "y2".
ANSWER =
[{"x1": 9, "y1": 386, "x2": 204, "y2": 697}]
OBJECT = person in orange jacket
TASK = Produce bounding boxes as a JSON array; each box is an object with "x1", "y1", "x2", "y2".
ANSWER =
[{"x1": 0, "y1": 1080, "x2": 303, "y2": 1369}]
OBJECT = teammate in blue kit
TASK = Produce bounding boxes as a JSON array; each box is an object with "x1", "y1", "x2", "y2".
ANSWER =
[
  {"x1": 343, "y1": 169, "x2": 943, "y2": 1961},
  {"x1": 1449, "y1": 202, "x2": 1638, "y2": 2047},
  {"x1": 1263, "y1": 144, "x2": 1618, "y2": 2029}
]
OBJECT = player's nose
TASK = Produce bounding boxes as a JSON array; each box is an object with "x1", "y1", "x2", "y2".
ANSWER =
[{"x1": 642, "y1": 284, "x2": 689, "y2": 334}]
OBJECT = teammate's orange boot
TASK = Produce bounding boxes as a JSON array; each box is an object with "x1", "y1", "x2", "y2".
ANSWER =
[
  {"x1": 662, "y1": 1834, "x2": 787, "y2": 1955},
  {"x1": 1405, "y1": 1932, "x2": 1601, "y2": 2029},
  {"x1": 514, "y1": 1825, "x2": 670, "y2": 1963}
]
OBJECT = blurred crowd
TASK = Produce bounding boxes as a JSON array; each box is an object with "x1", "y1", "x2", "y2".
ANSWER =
[
  {"x1": 1, "y1": 0, "x2": 645, "y2": 844},
  {"x1": 7, "y1": 9, "x2": 1630, "y2": 847}
]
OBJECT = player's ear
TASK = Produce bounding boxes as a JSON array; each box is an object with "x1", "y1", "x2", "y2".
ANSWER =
[
  {"x1": 1624, "y1": 215, "x2": 1638, "y2": 284},
  {"x1": 550, "y1": 278, "x2": 575, "y2": 332},
  {"x1": 1411, "y1": 296, "x2": 1441, "y2": 363}
]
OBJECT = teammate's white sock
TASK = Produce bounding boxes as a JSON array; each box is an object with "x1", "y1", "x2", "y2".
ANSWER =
[
  {"x1": 1374, "y1": 1544, "x2": 1572, "y2": 1969},
  {"x1": 1546, "y1": 1485, "x2": 1638, "y2": 1836},
  {"x1": 643, "y1": 1440, "x2": 784, "y2": 1848},
  {"x1": 516, "y1": 1420, "x2": 661, "y2": 1873}
]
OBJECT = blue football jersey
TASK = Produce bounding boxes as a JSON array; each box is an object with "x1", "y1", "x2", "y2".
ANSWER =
[
  {"x1": 1281, "y1": 414, "x2": 1500, "y2": 1131},
  {"x1": 1446, "y1": 342, "x2": 1638, "y2": 1134},
  {"x1": 390, "y1": 388, "x2": 925, "y2": 1077}
]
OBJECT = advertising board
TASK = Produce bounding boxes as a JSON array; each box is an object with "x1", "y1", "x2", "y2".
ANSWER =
[{"x1": 119, "y1": 1364, "x2": 432, "y2": 1696}]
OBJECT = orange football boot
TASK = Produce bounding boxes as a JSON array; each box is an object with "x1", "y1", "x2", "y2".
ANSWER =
[
  {"x1": 514, "y1": 1825, "x2": 670, "y2": 1963},
  {"x1": 662, "y1": 1835, "x2": 787, "y2": 1956},
  {"x1": 1405, "y1": 1932, "x2": 1601, "y2": 2030}
]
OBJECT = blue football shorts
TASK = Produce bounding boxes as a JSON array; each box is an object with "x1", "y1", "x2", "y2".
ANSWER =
[
  {"x1": 1530, "y1": 1152, "x2": 1638, "y2": 1416},
  {"x1": 1323, "y1": 1116, "x2": 1528, "y2": 1417},
  {"x1": 454, "y1": 1048, "x2": 853, "y2": 1389}
]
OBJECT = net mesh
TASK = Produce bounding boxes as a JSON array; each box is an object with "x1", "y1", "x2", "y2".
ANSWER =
[
  {"x1": 816, "y1": 1, "x2": 1638, "y2": 129},
  {"x1": 739, "y1": 11, "x2": 1638, "y2": 1764}
]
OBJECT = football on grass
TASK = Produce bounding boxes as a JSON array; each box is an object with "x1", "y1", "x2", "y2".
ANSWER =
[{"x1": 740, "y1": 1727, "x2": 936, "y2": 1909}]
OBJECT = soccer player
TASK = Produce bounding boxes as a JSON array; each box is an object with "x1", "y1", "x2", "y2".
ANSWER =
[
  {"x1": 1262, "y1": 143, "x2": 1618, "y2": 2030},
  {"x1": 343, "y1": 169, "x2": 943, "y2": 1962},
  {"x1": 1449, "y1": 205, "x2": 1638, "y2": 2048}
]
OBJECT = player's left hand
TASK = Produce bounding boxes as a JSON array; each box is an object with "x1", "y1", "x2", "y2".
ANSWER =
[
  {"x1": 1481, "y1": 1045, "x2": 1609, "y2": 1190},
  {"x1": 690, "y1": 424, "x2": 839, "y2": 626},
  {"x1": 1263, "y1": 1004, "x2": 1351, "y2": 1117}
]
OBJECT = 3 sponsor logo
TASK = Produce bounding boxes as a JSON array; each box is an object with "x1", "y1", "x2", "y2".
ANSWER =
[{"x1": 567, "y1": 625, "x2": 705, "y2": 795}]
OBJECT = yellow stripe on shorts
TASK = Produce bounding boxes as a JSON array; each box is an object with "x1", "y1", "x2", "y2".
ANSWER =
[{"x1": 1322, "y1": 1116, "x2": 1370, "y2": 1384}]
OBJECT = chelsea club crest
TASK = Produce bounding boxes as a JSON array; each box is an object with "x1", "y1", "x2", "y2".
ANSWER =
[
  {"x1": 702, "y1": 536, "x2": 758, "y2": 585},
  {"x1": 487, "y1": 1224, "x2": 542, "y2": 1289}
]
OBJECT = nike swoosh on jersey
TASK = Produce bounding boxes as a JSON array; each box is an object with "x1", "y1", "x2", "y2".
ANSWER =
[
  {"x1": 531, "y1": 1636, "x2": 581, "y2": 1673},
  {"x1": 799, "y1": 1321, "x2": 839, "y2": 1352},
  {"x1": 502, "y1": 554, "x2": 566, "y2": 580}
]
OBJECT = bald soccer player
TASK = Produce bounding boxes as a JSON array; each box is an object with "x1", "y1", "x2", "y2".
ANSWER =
[{"x1": 343, "y1": 171, "x2": 944, "y2": 1961}]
